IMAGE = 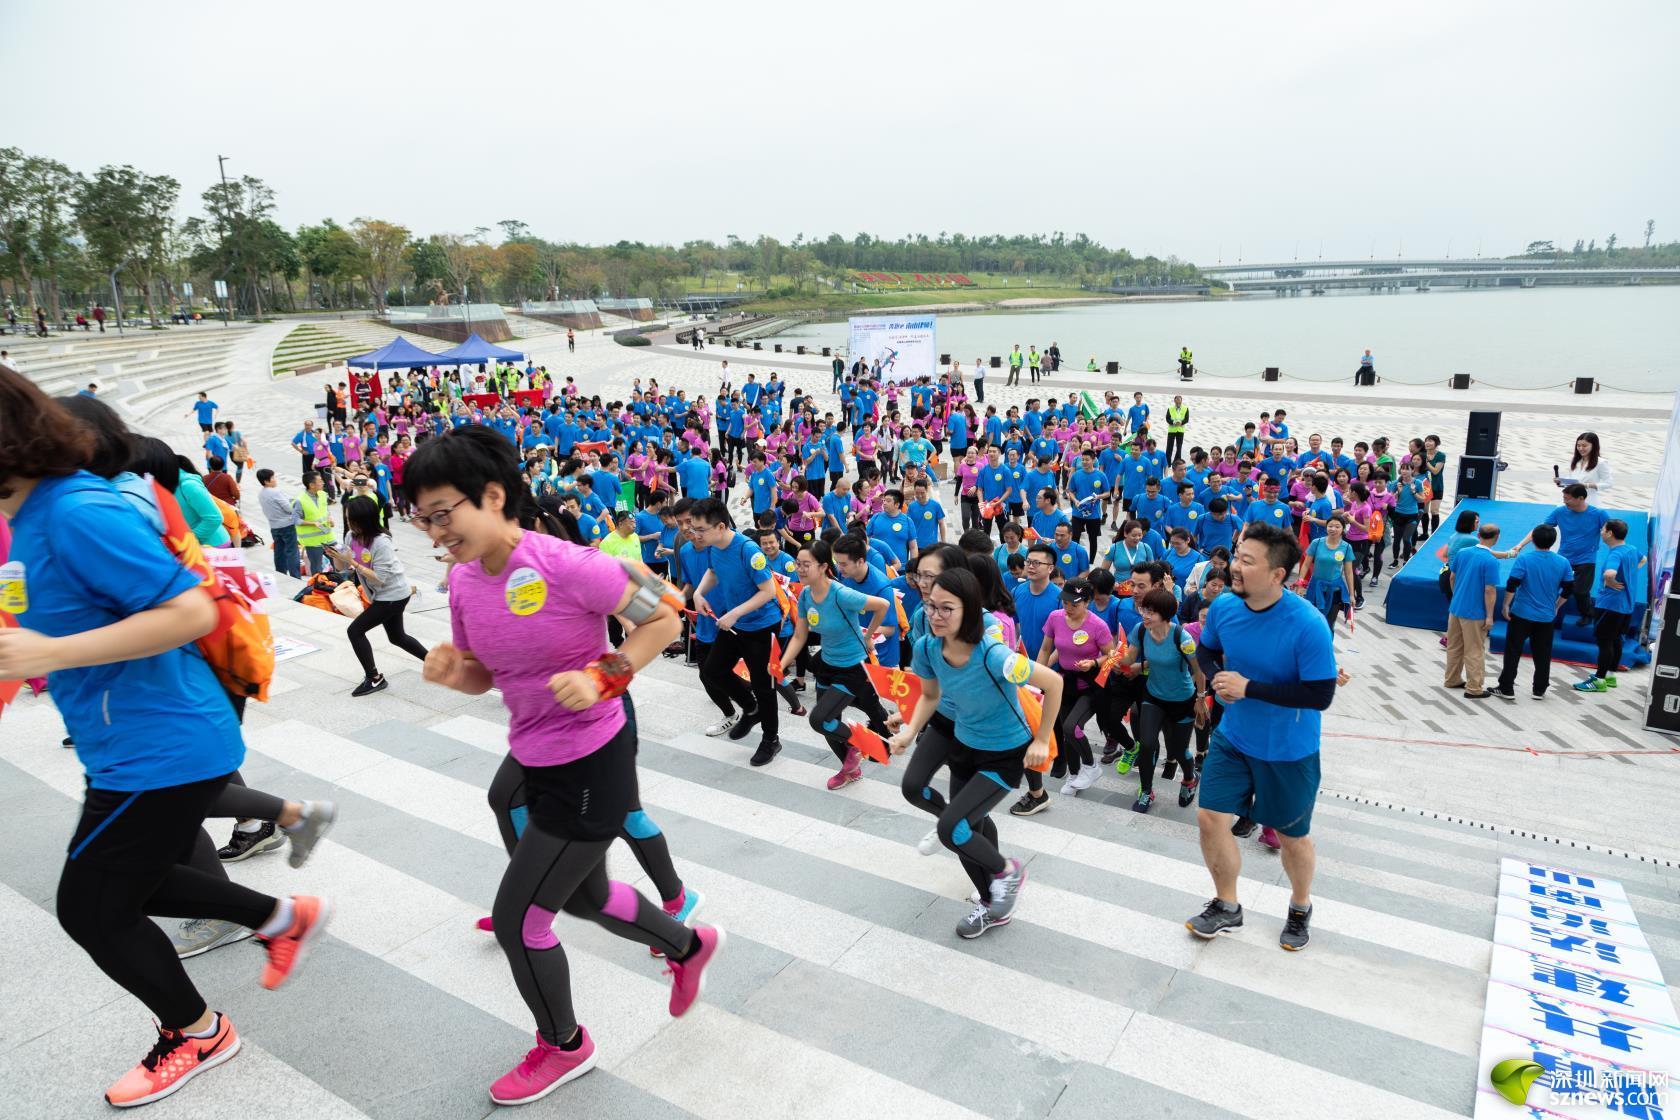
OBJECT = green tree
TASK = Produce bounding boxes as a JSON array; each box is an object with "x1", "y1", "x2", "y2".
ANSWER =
[
  {"x1": 200, "y1": 174, "x2": 280, "y2": 317},
  {"x1": 0, "y1": 148, "x2": 82, "y2": 318},
  {"x1": 1606, "y1": 233, "x2": 1618, "y2": 256},
  {"x1": 73, "y1": 165, "x2": 181, "y2": 325},
  {"x1": 350, "y1": 218, "x2": 410, "y2": 310}
]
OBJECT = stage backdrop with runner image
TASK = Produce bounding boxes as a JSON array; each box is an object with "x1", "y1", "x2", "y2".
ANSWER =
[{"x1": 847, "y1": 316, "x2": 937, "y2": 385}]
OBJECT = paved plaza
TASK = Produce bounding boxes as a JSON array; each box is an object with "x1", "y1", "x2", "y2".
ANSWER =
[{"x1": 4, "y1": 321, "x2": 1678, "y2": 1119}]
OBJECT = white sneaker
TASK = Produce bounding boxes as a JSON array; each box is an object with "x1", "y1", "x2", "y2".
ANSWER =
[
  {"x1": 917, "y1": 828, "x2": 941, "y2": 856},
  {"x1": 1070, "y1": 767, "x2": 1099, "y2": 791},
  {"x1": 1061, "y1": 774, "x2": 1082, "y2": 796},
  {"x1": 705, "y1": 715, "x2": 739, "y2": 738}
]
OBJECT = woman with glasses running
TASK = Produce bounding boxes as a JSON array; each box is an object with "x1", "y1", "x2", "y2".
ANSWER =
[
  {"x1": 887, "y1": 567, "x2": 1062, "y2": 939},
  {"x1": 405, "y1": 426, "x2": 725, "y2": 1107},
  {"x1": 777, "y1": 539, "x2": 894, "y2": 791}
]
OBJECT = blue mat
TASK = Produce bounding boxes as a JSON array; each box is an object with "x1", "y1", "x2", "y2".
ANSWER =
[{"x1": 1382, "y1": 499, "x2": 1651, "y2": 669}]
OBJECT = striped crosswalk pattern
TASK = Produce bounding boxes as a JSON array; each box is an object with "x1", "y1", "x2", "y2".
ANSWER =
[{"x1": 4, "y1": 614, "x2": 1679, "y2": 1120}]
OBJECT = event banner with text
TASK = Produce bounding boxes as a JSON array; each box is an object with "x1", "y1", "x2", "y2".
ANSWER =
[{"x1": 847, "y1": 316, "x2": 938, "y2": 384}]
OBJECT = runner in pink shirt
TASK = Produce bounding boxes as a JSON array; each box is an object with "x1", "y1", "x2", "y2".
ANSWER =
[{"x1": 405, "y1": 426, "x2": 725, "y2": 1106}]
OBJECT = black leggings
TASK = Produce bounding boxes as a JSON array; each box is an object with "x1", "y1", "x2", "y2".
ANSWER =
[
  {"x1": 490, "y1": 729, "x2": 696, "y2": 1044},
  {"x1": 347, "y1": 595, "x2": 429, "y2": 678},
  {"x1": 700, "y1": 625, "x2": 778, "y2": 738},
  {"x1": 1136, "y1": 696, "x2": 1196, "y2": 795},
  {"x1": 58, "y1": 776, "x2": 277, "y2": 1029},
  {"x1": 486, "y1": 701, "x2": 685, "y2": 905},
  {"x1": 1071, "y1": 516, "x2": 1101, "y2": 558},
  {"x1": 899, "y1": 718, "x2": 1023, "y2": 900},
  {"x1": 808, "y1": 661, "x2": 892, "y2": 763},
  {"x1": 1054, "y1": 671, "x2": 1101, "y2": 774},
  {"x1": 1594, "y1": 610, "x2": 1630, "y2": 678},
  {"x1": 1390, "y1": 511, "x2": 1420, "y2": 562}
]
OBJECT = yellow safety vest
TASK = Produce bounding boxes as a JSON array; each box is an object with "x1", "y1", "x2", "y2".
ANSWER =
[
  {"x1": 1179, "y1": 349, "x2": 1193, "y2": 364},
  {"x1": 296, "y1": 490, "x2": 333, "y2": 546},
  {"x1": 1167, "y1": 405, "x2": 1189, "y2": 434}
]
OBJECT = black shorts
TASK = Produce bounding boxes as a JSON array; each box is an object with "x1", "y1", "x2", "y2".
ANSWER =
[
  {"x1": 198, "y1": 423, "x2": 214, "y2": 433},
  {"x1": 519, "y1": 717, "x2": 638, "y2": 841},
  {"x1": 68, "y1": 774, "x2": 234, "y2": 870},
  {"x1": 946, "y1": 731, "x2": 1029, "y2": 790}
]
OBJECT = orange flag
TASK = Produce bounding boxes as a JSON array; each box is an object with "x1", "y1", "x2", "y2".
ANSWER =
[
  {"x1": 847, "y1": 722, "x2": 889, "y2": 765},
  {"x1": 0, "y1": 613, "x2": 21, "y2": 716},
  {"x1": 865, "y1": 663, "x2": 923, "y2": 724}
]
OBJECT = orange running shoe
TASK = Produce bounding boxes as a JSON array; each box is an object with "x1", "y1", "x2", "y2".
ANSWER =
[
  {"x1": 105, "y1": 1015, "x2": 241, "y2": 1108},
  {"x1": 259, "y1": 894, "x2": 331, "y2": 990}
]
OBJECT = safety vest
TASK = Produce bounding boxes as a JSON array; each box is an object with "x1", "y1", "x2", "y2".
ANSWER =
[
  {"x1": 1009, "y1": 350, "x2": 1023, "y2": 368},
  {"x1": 295, "y1": 489, "x2": 333, "y2": 546},
  {"x1": 1167, "y1": 405, "x2": 1189, "y2": 434},
  {"x1": 1179, "y1": 348, "x2": 1193, "y2": 364}
]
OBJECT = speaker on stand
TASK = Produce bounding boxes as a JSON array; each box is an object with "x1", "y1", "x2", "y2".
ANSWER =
[
  {"x1": 1465, "y1": 411, "x2": 1502, "y2": 458},
  {"x1": 1645, "y1": 596, "x2": 1680, "y2": 736}
]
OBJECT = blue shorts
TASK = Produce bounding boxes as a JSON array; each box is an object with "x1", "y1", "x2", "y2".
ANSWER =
[{"x1": 1198, "y1": 728, "x2": 1320, "y2": 837}]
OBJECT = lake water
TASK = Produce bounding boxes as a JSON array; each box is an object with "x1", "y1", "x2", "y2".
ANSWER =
[{"x1": 771, "y1": 286, "x2": 1677, "y2": 393}]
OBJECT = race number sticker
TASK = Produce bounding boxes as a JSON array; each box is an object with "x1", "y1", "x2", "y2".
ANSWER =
[
  {"x1": 1003, "y1": 652, "x2": 1032, "y2": 684},
  {"x1": 0, "y1": 561, "x2": 26, "y2": 614},
  {"x1": 504, "y1": 567, "x2": 547, "y2": 616}
]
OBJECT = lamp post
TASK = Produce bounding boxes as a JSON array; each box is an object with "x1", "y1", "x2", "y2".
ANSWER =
[{"x1": 108, "y1": 266, "x2": 125, "y2": 336}]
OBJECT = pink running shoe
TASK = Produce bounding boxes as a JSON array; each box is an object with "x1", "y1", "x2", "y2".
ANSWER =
[
  {"x1": 489, "y1": 1028, "x2": 597, "y2": 1106},
  {"x1": 826, "y1": 747, "x2": 863, "y2": 791},
  {"x1": 259, "y1": 895, "x2": 330, "y2": 990},
  {"x1": 476, "y1": 916, "x2": 495, "y2": 934},
  {"x1": 666, "y1": 925, "x2": 727, "y2": 1017},
  {"x1": 1258, "y1": 827, "x2": 1282, "y2": 851}
]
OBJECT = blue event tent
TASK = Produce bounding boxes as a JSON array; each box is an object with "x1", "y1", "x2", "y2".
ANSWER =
[
  {"x1": 344, "y1": 336, "x2": 448, "y2": 370},
  {"x1": 430, "y1": 332, "x2": 527, "y2": 366}
]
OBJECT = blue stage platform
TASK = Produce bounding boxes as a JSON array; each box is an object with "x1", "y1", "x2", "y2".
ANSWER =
[{"x1": 1383, "y1": 498, "x2": 1652, "y2": 669}]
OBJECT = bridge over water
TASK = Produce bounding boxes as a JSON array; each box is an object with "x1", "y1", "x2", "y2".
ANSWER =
[{"x1": 1199, "y1": 259, "x2": 1679, "y2": 293}]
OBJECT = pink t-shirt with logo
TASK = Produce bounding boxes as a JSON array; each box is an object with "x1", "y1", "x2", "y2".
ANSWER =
[
  {"x1": 1042, "y1": 609, "x2": 1114, "y2": 671},
  {"x1": 448, "y1": 531, "x2": 629, "y2": 766}
]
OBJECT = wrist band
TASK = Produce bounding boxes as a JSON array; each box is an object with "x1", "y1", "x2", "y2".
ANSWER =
[{"x1": 585, "y1": 653, "x2": 635, "y2": 701}]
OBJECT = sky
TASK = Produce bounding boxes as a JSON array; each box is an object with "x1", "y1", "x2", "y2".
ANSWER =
[{"x1": 5, "y1": 0, "x2": 1676, "y2": 265}]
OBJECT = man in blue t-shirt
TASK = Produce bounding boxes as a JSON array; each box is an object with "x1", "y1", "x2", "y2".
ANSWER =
[
  {"x1": 747, "y1": 453, "x2": 777, "y2": 517},
  {"x1": 690, "y1": 498, "x2": 782, "y2": 762},
  {"x1": 1446, "y1": 523, "x2": 1501, "y2": 698},
  {"x1": 1496, "y1": 523, "x2": 1573, "y2": 699},
  {"x1": 187, "y1": 392, "x2": 219, "y2": 432},
  {"x1": 906, "y1": 479, "x2": 945, "y2": 549},
  {"x1": 1576, "y1": 518, "x2": 1641, "y2": 693},
  {"x1": 866, "y1": 490, "x2": 919, "y2": 571},
  {"x1": 1508, "y1": 484, "x2": 1609, "y2": 622},
  {"x1": 1189, "y1": 523, "x2": 1336, "y2": 951},
  {"x1": 834, "y1": 534, "x2": 901, "y2": 667}
]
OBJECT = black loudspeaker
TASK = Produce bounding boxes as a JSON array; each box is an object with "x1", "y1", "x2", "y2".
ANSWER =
[
  {"x1": 1106, "y1": 361, "x2": 1120, "y2": 375},
  {"x1": 1262, "y1": 367, "x2": 1281, "y2": 382},
  {"x1": 773, "y1": 344, "x2": 782, "y2": 353},
  {"x1": 940, "y1": 353, "x2": 950, "y2": 365},
  {"x1": 1466, "y1": 411, "x2": 1502, "y2": 457},
  {"x1": 1450, "y1": 373, "x2": 1472, "y2": 390},
  {"x1": 990, "y1": 356, "x2": 1002, "y2": 368},
  {"x1": 1355, "y1": 370, "x2": 1377, "y2": 387},
  {"x1": 821, "y1": 347, "x2": 831, "y2": 356},
  {"x1": 1574, "y1": 377, "x2": 1595, "y2": 394},
  {"x1": 1456, "y1": 455, "x2": 1499, "y2": 501},
  {"x1": 1644, "y1": 597, "x2": 1680, "y2": 735}
]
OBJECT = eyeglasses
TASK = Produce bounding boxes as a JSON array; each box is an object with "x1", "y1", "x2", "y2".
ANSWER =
[
  {"x1": 924, "y1": 602, "x2": 960, "y2": 618},
  {"x1": 413, "y1": 497, "x2": 469, "y2": 529},
  {"x1": 1025, "y1": 558, "x2": 1052, "y2": 568}
]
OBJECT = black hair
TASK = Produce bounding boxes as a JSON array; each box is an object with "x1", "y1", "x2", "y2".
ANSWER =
[
  {"x1": 345, "y1": 496, "x2": 388, "y2": 546},
  {"x1": 174, "y1": 454, "x2": 201, "y2": 477},
  {"x1": 128, "y1": 436, "x2": 182, "y2": 492},
  {"x1": 1531, "y1": 524, "x2": 1559, "y2": 549},
  {"x1": 914, "y1": 543, "x2": 967, "y2": 579},
  {"x1": 256, "y1": 468, "x2": 275, "y2": 485},
  {"x1": 832, "y1": 532, "x2": 869, "y2": 563},
  {"x1": 55, "y1": 393, "x2": 138, "y2": 479},
  {"x1": 1026, "y1": 541, "x2": 1056, "y2": 563},
  {"x1": 403, "y1": 425, "x2": 530, "y2": 524},
  {"x1": 1140, "y1": 587, "x2": 1178, "y2": 621},
  {"x1": 1454, "y1": 509, "x2": 1480, "y2": 533},
  {"x1": 1562, "y1": 482, "x2": 1588, "y2": 500},
  {"x1": 1241, "y1": 522, "x2": 1302, "y2": 575},
  {"x1": 1604, "y1": 518, "x2": 1628, "y2": 542},
  {"x1": 799, "y1": 539, "x2": 835, "y2": 575},
  {"x1": 929, "y1": 567, "x2": 986, "y2": 644},
  {"x1": 957, "y1": 528, "x2": 994, "y2": 556},
  {"x1": 1571, "y1": 432, "x2": 1601, "y2": 472},
  {"x1": 690, "y1": 497, "x2": 732, "y2": 528}
]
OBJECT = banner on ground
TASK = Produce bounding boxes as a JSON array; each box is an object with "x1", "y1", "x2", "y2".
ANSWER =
[{"x1": 847, "y1": 316, "x2": 937, "y2": 384}]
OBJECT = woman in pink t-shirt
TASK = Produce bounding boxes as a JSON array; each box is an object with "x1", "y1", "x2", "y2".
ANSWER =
[
  {"x1": 1036, "y1": 578, "x2": 1116, "y2": 792},
  {"x1": 405, "y1": 426, "x2": 724, "y2": 1104}
]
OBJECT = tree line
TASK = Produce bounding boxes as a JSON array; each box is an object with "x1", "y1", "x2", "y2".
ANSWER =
[{"x1": 0, "y1": 146, "x2": 1197, "y2": 321}]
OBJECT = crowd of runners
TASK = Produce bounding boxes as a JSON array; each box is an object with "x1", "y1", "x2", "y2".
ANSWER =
[{"x1": 0, "y1": 345, "x2": 1629, "y2": 1110}]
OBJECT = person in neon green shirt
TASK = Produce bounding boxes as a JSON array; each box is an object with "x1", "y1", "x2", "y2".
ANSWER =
[{"x1": 598, "y1": 509, "x2": 642, "y2": 559}]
